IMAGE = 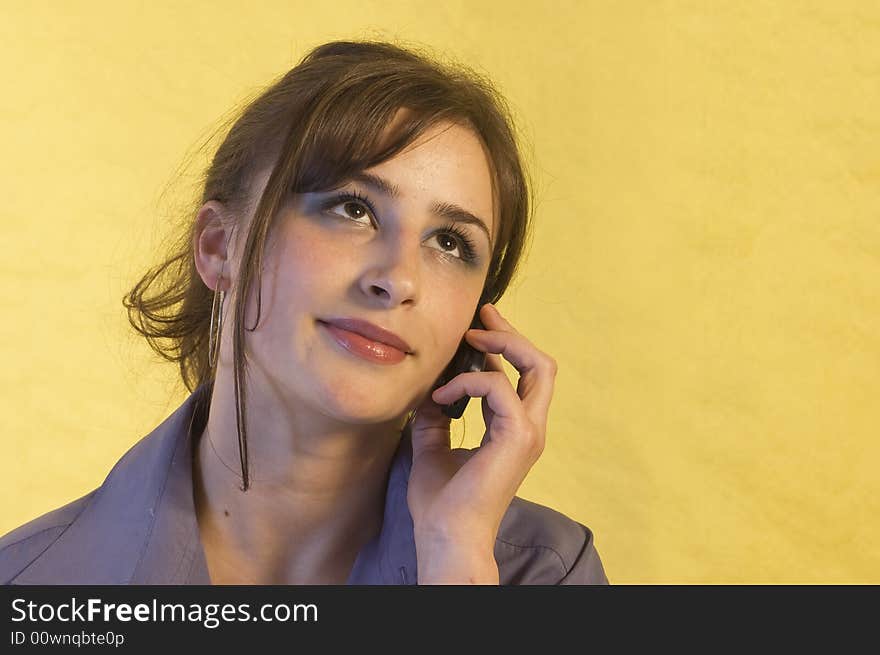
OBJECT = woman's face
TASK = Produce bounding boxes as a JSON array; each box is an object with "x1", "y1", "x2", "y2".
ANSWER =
[{"x1": 216, "y1": 119, "x2": 498, "y2": 425}]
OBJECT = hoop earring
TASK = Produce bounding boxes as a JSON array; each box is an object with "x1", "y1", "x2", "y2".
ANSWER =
[{"x1": 208, "y1": 279, "x2": 225, "y2": 370}]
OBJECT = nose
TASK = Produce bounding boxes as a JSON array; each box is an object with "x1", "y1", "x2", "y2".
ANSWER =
[{"x1": 358, "y1": 232, "x2": 420, "y2": 307}]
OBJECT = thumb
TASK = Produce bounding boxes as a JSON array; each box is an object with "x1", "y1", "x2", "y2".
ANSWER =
[{"x1": 408, "y1": 391, "x2": 453, "y2": 460}]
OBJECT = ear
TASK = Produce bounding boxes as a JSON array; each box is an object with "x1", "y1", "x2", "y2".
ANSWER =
[{"x1": 193, "y1": 200, "x2": 234, "y2": 292}]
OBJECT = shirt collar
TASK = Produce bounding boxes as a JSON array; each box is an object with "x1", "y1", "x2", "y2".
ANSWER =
[
  {"x1": 19, "y1": 381, "x2": 418, "y2": 585},
  {"x1": 133, "y1": 380, "x2": 420, "y2": 585}
]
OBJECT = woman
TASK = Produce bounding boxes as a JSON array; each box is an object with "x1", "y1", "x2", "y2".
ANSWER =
[{"x1": 0, "y1": 40, "x2": 608, "y2": 585}]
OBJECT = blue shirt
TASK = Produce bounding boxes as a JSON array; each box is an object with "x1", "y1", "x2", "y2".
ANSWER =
[{"x1": 0, "y1": 382, "x2": 609, "y2": 585}]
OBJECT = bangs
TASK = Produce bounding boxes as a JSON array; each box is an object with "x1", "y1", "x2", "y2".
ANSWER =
[{"x1": 282, "y1": 74, "x2": 479, "y2": 196}]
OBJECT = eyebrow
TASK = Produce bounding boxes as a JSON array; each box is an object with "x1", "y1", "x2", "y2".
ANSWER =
[{"x1": 347, "y1": 171, "x2": 494, "y2": 249}]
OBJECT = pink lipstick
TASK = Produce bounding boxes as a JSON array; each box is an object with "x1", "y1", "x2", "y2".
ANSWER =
[{"x1": 318, "y1": 320, "x2": 410, "y2": 365}]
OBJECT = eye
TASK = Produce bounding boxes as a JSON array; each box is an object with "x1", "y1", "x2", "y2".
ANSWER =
[
  {"x1": 427, "y1": 227, "x2": 478, "y2": 263},
  {"x1": 322, "y1": 192, "x2": 375, "y2": 227}
]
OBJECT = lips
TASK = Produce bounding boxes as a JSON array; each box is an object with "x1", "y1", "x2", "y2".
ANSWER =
[
  {"x1": 319, "y1": 318, "x2": 412, "y2": 353},
  {"x1": 317, "y1": 318, "x2": 412, "y2": 365}
]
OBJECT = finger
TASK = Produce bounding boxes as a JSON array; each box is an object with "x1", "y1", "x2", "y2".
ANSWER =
[
  {"x1": 463, "y1": 328, "x2": 556, "y2": 422},
  {"x1": 431, "y1": 370, "x2": 522, "y2": 424},
  {"x1": 408, "y1": 393, "x2": 453, "y2": 459},
  {"x1": 479, "y1": 303, "x2": 520, "y2": 334},
  {"x1": 431, "y1": 370, "x2": 540, "y2": 475}
]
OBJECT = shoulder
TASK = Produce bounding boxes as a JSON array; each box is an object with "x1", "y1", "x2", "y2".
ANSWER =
[
  {"x1": 495, "y1": 495, "x2": 609, "y2": 585},
  {"x1": 0, "y1": 490, "x2": 99, "y2": 584}
]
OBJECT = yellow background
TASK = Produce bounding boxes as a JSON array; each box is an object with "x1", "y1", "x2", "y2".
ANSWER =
[{"x1": 1, "y1": 1, "x2": 877, "y2": 583}]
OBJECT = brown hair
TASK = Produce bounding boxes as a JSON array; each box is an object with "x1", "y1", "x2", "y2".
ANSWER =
[{"x1": 123, "y1": 40, "x2": 535, "y2": 490}]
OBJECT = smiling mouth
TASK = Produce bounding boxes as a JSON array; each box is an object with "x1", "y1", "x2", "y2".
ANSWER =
[{"x1": 317, "y1": 320, "x2": 410, "y2": 365}]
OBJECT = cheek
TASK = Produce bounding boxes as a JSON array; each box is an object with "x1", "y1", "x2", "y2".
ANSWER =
[
  {"x1": 273, "y1": 223, "x2": 351, "y2": 289},
  {"x1": 428, "y1": 287, "x2": 484, "y2": 354}
]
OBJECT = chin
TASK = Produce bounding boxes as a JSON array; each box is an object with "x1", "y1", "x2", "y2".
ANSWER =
[{"x1": 316, "y1": 387, "x2": 400, "y2": 426}]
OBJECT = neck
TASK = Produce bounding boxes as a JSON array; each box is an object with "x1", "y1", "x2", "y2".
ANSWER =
[{"x1": 191, "y1": 371, "x2": 408, "y2": 584}]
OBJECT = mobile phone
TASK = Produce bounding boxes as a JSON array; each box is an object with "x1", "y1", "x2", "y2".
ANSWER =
[{"x1": 433, "y1": 305, "x2": 488, "y2": 419}]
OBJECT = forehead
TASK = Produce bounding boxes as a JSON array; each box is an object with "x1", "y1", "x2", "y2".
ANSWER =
[{"x1": 368, "y1": 118, "x2": 498, "y2": 242}]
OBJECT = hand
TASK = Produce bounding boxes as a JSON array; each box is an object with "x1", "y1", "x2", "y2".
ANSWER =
[{"x1": 407, "y1": 303, "x2": 558, "y2": 584}]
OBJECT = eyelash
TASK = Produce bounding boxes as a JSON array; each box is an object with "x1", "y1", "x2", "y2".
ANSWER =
[{"x1": 320, "y1": 190, "x2": 479, "y2": 264}]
